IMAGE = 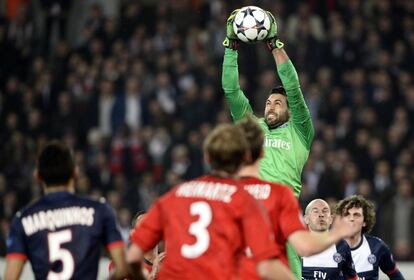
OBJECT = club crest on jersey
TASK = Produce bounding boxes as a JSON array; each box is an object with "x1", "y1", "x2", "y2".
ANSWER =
[
  {"x1": 368, "y1": 254, "x2": 377, "y2": 264},
  {"x1": 333, "y1": 252, "x2": 343, "y2": 263}
]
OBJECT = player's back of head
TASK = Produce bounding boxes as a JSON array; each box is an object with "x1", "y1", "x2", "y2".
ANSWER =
[
  {"x1": 236, "y1": 114, "x2": 264, "y2": 163},
  {"x1": 203, "y1": 123, "x2": 247, "y2": 174},
  {"x1": 37, "y1": 141, "x2": 75, "y2": 187}
]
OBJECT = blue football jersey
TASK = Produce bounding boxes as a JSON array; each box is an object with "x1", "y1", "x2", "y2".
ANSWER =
[
  {"x1": 6, "y1": 191, "x2": 124, "y2": 280},
  {"x1": 350, "y1": 235, "x2": 404, "y2": 280},
  {"x1": 302, "y1": 240, "x2": 357, "y2": 280}
]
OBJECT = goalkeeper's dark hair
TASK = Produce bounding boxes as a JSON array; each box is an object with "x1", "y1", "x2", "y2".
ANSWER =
[
  {"x1": 334, "y1": 195, "x2": 376, "y2": 234},
  {"x1": 269, "y1": 86, "x2": 289, "y2": 107},
  {"x1": 236, "y1": 114, "x2": 264, "y2": 164},
  {"x1": 37, "y1": 141, "x2": 75, "y2": 187}
]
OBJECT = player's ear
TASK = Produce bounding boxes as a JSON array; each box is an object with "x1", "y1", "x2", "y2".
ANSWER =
[
  {"x1": 204, "y1": 152, "x2": 211, "y2": 165},
  {"x1": 259, "y1": 148, "x2": 265, "y2": 159},
  {"x1": 34, "y1": 169, "x2": 42, "y2": 182},
  {"x1": 72, "y1": 167, "x2": 79, "y2": 179},
  {"x1": 244, "y1": 150, "x2": 252, "y2": 163},
  {"x1": 303, "y1": 214, "x2": 310, "y2": 226},
  {"x1": 328, "y1": 214, "x2": 333, "y2": 225}
]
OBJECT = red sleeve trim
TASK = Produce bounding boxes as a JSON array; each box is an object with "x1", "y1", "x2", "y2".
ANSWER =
[
  {"x1": 106, "y1": 240, "x2": 125, "y2": 250},
  {"x1": 347, "y1": 276, "x2": 359, "y2": 280},
  {"x1": 6, "y1": 253, "x2": 27, "y2": 260},
  {"x1": 386, "y1": 266, "x2": 398, "y2": 275}
]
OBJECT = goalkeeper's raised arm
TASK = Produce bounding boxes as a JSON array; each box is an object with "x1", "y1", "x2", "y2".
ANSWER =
[
  {"x1": 266, "y1": 35, "x2": 315, "y2": 150},
  {"x1": 221, "y1": 9, "x2": 254, "y2": 121}
]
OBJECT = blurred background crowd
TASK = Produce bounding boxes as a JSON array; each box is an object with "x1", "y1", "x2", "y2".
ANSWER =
[{"x1": 0, "y1": 0, "x2": 413, "y2": 261}]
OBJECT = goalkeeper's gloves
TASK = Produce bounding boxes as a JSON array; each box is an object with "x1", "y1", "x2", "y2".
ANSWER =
[
  {"x1": 264, "y1": 11, "x2": 285, "y2": 51},
  {"x1": 266, "y1": 36, "x2": 285, "y2": 51},
  {"x1": 222, "y1": 9, "x2": 240, "y2": 50}
]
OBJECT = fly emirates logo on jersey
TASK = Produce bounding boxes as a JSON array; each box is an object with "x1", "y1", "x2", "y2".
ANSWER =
[{"x1": 264, "y1": 136, "x2": 291, "y2": 150}]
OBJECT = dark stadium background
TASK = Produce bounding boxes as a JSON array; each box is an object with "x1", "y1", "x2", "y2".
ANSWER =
[{"x1": 0, "y1": 0, "x2": 413, "y2": 265}]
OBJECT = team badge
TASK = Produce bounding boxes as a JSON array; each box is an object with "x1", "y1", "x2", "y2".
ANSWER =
[
  {"x1": 368, "y1": 254, "x2": 377, "y2": 264},
  {"x1": 333, "y1": 252, "x2": 343, "y2": 263}
]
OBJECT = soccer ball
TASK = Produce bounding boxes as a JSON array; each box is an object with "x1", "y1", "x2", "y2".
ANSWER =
[{"x1": 233, "y1": 6, "x2": 271, "y2": 43}]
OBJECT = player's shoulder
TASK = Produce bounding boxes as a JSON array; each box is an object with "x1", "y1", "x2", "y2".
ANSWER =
[
  {"x1": 365, "y1": 234, "x2": 390, "y2": 250},
  {"x1": 15, "y1": 197, "x2": 44, "y2": 218},
  {"x1": 365, "y1": 234, "x2": 386, "y2": 245}
]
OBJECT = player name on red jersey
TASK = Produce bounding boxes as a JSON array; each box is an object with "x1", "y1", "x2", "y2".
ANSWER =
[
  {"x1": 175, "y1": 181, "x2": 237, "y2": 203},
  {"x1": 244, "y1": 184, "x2": 271, "y2": 199}
]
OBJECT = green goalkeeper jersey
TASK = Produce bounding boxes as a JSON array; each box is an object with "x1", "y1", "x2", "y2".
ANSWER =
[{"x1": 222, "y1": 48, "x2": 314, "y2": 197}]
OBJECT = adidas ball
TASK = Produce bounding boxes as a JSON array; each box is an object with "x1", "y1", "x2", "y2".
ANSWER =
[{"x1": 233, "y1": 6, "x2": 271, "y2": 43}]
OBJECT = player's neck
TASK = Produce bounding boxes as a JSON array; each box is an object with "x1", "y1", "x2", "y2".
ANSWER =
[
  {"x1": 210, "y1": 170, "x2": 236, "y2": 179},
  {"x1": 238, "y1": 161, "x2": 260, "y2": 178},
  {"x1": 346, "y1": 232, "x2": 363, "y2": 249},
  {"x1": 44, "y1": 184, "x2": 75, "y2": 194}
]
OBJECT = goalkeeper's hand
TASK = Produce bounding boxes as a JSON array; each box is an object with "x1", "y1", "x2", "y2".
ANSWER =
[
  {"x1": 264, "y1": 11, "x2": 285, "y2": 51},
  {"x1": 222, "y1": 9, "x2": 240, "y2": 50}
]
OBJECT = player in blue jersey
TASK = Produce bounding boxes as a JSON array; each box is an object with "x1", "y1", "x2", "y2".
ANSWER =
[
  {"x1": 335, "y1": 195, "x2": 405, "y2": 280},
  {"x1": 302, "y1": 199, "x2": 358, "y2": 280},
  {"x1": 4, "y1": 141, "x2": 129, "y2": 280}
]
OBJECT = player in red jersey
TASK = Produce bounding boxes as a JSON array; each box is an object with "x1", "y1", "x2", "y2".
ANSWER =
[
  {"x1": 235, "y1": 115, "x2": 357, "y2": 280},
  {"x1": 126, "y1": 123, "x2": 294, "y2": 280}
]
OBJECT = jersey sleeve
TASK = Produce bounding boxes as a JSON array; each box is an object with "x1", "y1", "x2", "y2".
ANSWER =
[
  {"x1": 101, "y1": 203, "x2": 124, "y2": 249},
  {"x1": 6, "y1": 214, "x2": 28, "y2": 260},
  {"x1": 341, "y1": 242, "x2": 358, "y2": 280},
  {"x1": 277, "y1": 60, "x2": 314, "y2": 149},
  {"x1": 239, "y1": 191, "x2": 280, "y2": 262},
  {"x1": 130, "y1": 200, "x2": 163, "y2": 252},
  {"x1": 222, "y1": 48, "x2": 254, "y2": 121},
  {"x1": 378, "y1": 241, "x2": 405, "y2": 280},
  {"x1": 278, "y1": 186, "x2": 306, "y2": 238}
]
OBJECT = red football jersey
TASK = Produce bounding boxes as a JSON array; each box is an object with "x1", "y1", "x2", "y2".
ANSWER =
[
  {"x1": 237, "y1": 176, "x2": 307, "y2": 280},
  {"x1": 130, "y1": 175, "x2": 279, "y2": 280}
]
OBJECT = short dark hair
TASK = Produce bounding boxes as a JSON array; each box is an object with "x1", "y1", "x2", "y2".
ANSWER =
[
  {"x1": 203, "y1": 123, "x2": 247, "y2": 174},
  {"x1": 236, "y1": 114, "x2": 264, "y2": 164},
  {"x1": 37, "y1": 141, "x2": 75, "y2": 187},
  {"x1": 270, "y1": 86, "x2": 287, "y2": 96},
  {"x1": 334, "y1": 195, "x2": 376, "y2": 234},
  {"x1": 269, "y1": 86, "x2": 288, "y2": 107}
]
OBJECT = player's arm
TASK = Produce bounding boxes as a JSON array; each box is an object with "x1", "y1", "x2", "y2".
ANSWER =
[
  {"x1": 239, "y1": 193, "x2": 294, "y2": 280},
  {"x1": 4, "y1": 215, "x2": 27, "y2": 280},
  {"x1": 265, "y1": 13, "x2": 314, "y2": 148},
  {"x1": 222, "y1": 10, "x2": 254, "y2": 121},
  {"x1": 4, "y1": 258, "x2": 26, "y2": 280},
  {"x1": 378, "y1": 241, "x2": 405, "y2": 280},
  {"x1": 257, "y1": 259, "x2": 294, "y2": 280},
  {"x1": 272, "y1": 48, "x2": 314, "y2": 148},
  {"x1": 289, "y1": 216, "x2": 357, "y2": 256},
  {"x1": 101, "y1": 203, "x2": 130, "y2": 279},
  {"x1": 107, "y1": 244, "x2": 131, "y2": 280}
]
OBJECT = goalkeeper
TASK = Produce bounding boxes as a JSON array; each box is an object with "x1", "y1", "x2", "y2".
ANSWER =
[{"x1": 222, "y1": 10, "x2": 314, "y2": 279}]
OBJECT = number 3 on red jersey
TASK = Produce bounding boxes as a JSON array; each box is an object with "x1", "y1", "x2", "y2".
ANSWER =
[{"x1": 181, "y1": 201, "x2": 212, "y2": 259}]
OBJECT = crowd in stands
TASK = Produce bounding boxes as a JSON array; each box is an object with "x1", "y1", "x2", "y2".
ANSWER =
[{"x1": 0, "y1": 0, "x2": 413, "y2": 261}]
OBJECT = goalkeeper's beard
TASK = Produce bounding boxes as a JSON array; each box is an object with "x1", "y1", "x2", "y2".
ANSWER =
[{"x1": 265, "y1": 110, "x2": 289, "y2": 129}]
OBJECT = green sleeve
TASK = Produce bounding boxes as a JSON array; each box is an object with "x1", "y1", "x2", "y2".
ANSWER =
[
  {"x1": 222, "y1": 48, "x2": 254, "y2": 121},
  {"x1": 277, "y1": 60, "x2": 315, "y2": 149}
]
